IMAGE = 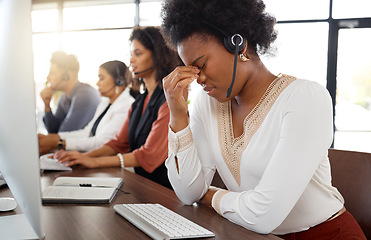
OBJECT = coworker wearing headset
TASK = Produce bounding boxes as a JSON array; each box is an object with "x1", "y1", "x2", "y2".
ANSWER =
[
  {"x1": 38, "y1": 61, "x2": 136, "y2": 155},
  {"x1": 161, "y1": 0, "x2": 366, "y2": 239},
  {"x1": 55, "y1": 27, "x2": 182, "y2": 189},
  {"x1": 40, "y1": 51, "x2": 100, "y2": 133}
]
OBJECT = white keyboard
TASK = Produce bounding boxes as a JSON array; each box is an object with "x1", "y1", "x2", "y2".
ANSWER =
[
  {"x1": 39, "y1": 154, "x2": 72, "y2": 171},
  {"x1": 114, "y1": 203, "x2": 215, "y2": 240}
]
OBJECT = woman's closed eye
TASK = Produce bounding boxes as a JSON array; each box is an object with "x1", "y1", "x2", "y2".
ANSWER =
[{"x1": 198, "y1": 61, "x2": 206, "y2": 70}]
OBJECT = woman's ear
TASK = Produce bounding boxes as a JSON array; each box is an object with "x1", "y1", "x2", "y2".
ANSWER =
[{"x1": 239, "y1": 41, "x2": 249, "y2": 62}]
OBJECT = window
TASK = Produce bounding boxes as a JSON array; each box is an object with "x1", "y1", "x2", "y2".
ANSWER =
[
  {"x1": 334, "y1": 28, "x2": 371, "y2": 152},
  {"x1": 333, "y1": 0, "x2": 371, "y2": 19},
  {"x1": 32, "y1": 3, "x2": 59, "y2": 32},
  {"x1": 139, "y1": 1, "x2": 163, "y2": 26},
  {"x1": 261, "y1": 22, "x2": 329, "y2": 86},
  {"x1": 264, "y1": 0, "x2": 371, "y2": 153},
  {"x1": 61, "y1": 29, "x2": 132, "y2": 86},
  {"x1": 63, "y1": 2, "x2": 136, "y2": 30},
  {"x1": 264, "y1": 0, "x2": 330, "y2": 21},
  {"x1": 31, "y1": 0, "x2": 371, "y2": 153}
]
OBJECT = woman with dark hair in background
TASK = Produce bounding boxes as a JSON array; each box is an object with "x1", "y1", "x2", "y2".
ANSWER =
[
  {"x1": 55, "y1": 27, "x2": 182, "y2": 189},
  {"x1": 161, "y1": 0, "x2": 366, "y2": 238},
  {"x1": 39, "y1": 60, "x2": 135, "y2": 154}
]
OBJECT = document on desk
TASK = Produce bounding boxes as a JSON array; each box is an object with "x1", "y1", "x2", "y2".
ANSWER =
[{"x1": 42, "y1": 177, "x2": 124, "y2": 204}]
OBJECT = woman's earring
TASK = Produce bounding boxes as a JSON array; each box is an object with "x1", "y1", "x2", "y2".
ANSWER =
[{"x1": 239, "y1": 53, "x2": 249, "y2": 62}]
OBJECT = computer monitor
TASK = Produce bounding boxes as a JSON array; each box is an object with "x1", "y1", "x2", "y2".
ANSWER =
[{"x1": 0, "y1": 0, "x2": 44, "y2": 239}]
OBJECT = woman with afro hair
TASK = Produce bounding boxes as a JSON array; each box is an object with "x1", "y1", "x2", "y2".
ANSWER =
[
  {"x1": 55, "y1": 27, "x2": 182, "y2": 189},
  {"x1": 161, "y1": 0, "x2": 366, "y2": 238}
]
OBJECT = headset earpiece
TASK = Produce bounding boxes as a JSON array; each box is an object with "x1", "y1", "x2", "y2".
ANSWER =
[
  {"x1": 223, "y1": 34, "x2": 246, "y2": 54},
  {"x1": 62, "y1": 72, "x2": 69, "y2": 81},
  {"x1": 200, "y1": 20, "x2": 246, "y2": 54},
  {"x1": 115, "y1": 77, "x2": 124, "y2": 86},
  {"x1": 114, "y1": 66, "x2": 125, "y2": 86}
]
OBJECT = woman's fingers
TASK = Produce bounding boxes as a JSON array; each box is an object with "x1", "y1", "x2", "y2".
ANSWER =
[
  {"x1": 54, "y1": 151, "x2": 94, "y2": 167},
  {"x1": 65, "y1": 158, "x2": 80, "y2": 167},
  {"x1": 65, "y1": 157, "x2": 94, "y2": 168},
  {"x1": 56, "y1": 151, "x2": 80, "y2": 163},
  {"x1": 164, "y1": 66, "x2": 198, "y2": 94},
  {"x1": 163, "y1": 66, "x2": 199, "y2": 105},
  {"x1": 174, "y1": 70, "x2": 198, "y2": 97}
]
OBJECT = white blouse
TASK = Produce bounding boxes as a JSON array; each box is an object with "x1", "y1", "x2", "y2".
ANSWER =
[
  {"x1": 59, "y1": 88, "x2": 134, "y2": 152},
  {"x1": 166, "y1": 75, "x2": 344, "y2": 235}
]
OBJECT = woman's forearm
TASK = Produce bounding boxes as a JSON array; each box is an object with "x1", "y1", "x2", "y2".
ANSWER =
[{"x1": 85, "y1": 145, "x2": 117, "y2": 158}]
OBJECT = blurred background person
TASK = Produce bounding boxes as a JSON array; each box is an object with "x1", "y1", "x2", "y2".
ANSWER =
[
  {"x1": 39, "y1": 60, "x2": 136, "y2": 154},
  {"x1": 54, "y1": 27, "x2": 182, "y2": 189},
  {"x1": 41, "y1": 51, "x2": 100, "y2": 133}
]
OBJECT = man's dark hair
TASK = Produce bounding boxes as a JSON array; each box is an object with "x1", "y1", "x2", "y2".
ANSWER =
[{"x1": 50, "y1": 51, "x2": 80, "y2": 73}]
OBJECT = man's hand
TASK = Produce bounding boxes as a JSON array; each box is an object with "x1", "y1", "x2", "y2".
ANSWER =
[{"x1": 40, "y1": 87, "x2": 53, "y2": 112}]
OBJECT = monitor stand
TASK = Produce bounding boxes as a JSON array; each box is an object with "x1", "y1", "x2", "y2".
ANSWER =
[
  {"x1": 0, "y1": 173, "x2": 39, "y2": 239},
  {"x1": 0, "y1": 214, "x2": 39, "y2": 239},
  {"x1": 0, "y1": 172, "x2": 6, "y2": 188},
  {"x1": 0, "y1": 179, "x2": 6, "y2": 188}
]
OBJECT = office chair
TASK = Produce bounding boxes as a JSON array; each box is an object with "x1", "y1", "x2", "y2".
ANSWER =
[{"x1": 328, "y1": 148, "x2": 371, "y2": 239}]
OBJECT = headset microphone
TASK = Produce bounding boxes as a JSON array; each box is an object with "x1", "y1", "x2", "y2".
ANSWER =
[
  {"x1": 134, "y1": 67, "x2": 153, "y2": 75},
  {"x1": 226, "y1": 34, "x2": 243, "y2": 98}
]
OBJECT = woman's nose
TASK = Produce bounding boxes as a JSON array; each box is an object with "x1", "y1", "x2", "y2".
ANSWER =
[{"x1": 196, "y1": 72, "x2": 206, "y2": 86}]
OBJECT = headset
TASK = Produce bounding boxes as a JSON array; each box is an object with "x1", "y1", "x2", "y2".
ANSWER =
[
  {"x1": 61, "y1": 72, "x2": 69, "y2": 81},
  {"x1": 101, "y1": 65, "x2": 126, "y2": 95},
  {"x1": 201, "y1": 21, "x2": 247, "y2": 98},
  {"x1": 114, "y1": 66, "x2": 126, "y2": 86}
]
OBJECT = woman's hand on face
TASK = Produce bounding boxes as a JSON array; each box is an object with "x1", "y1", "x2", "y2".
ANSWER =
[
  {"x1": 54, "y1": 150, "x2": 98, "y2": 168},
  {"x1": 162, "y1": 66, "x2": 199, "y2": 131}
]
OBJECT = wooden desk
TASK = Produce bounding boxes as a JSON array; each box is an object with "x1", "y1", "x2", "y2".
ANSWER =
[{"x1": 1, "y1": 167, "x2": 280, "y2": 240}]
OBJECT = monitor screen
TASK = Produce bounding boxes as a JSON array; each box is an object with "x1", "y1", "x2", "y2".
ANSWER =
[{"x1": 0, "y1": 0, "x2": 44, "y2": 238}]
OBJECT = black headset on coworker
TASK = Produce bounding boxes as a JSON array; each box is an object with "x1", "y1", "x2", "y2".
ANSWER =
[
  {"x1": 100, "y1": 65, "x2": 127, "y2": 95},
  {"x1": 201, "y1": 21, "x2": 248, "y2": 98},
  {"x1": 114, "y1": 65, "x2": 126, "y2": 86},
  {"x1": 61, "y1": 71, "x2": 70, "y2": 81}
]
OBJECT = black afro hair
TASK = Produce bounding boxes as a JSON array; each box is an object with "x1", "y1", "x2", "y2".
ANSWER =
[{"x1": 161, "y1": 0, "x2": 277, "y2": 55}]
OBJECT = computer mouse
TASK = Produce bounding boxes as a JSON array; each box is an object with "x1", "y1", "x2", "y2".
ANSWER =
[{"x1": 0, "y1": 197, "x2": 17, "y2": 211}]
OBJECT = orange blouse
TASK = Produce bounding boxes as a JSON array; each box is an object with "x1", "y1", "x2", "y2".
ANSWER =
[{"x1": 105, "y1": 95, "x2": 169, "y2": 173}]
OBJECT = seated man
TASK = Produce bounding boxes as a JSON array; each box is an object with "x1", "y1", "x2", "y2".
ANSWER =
[{"x1": 41, "y1": 51, "x2": 100, "y2": 133}]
